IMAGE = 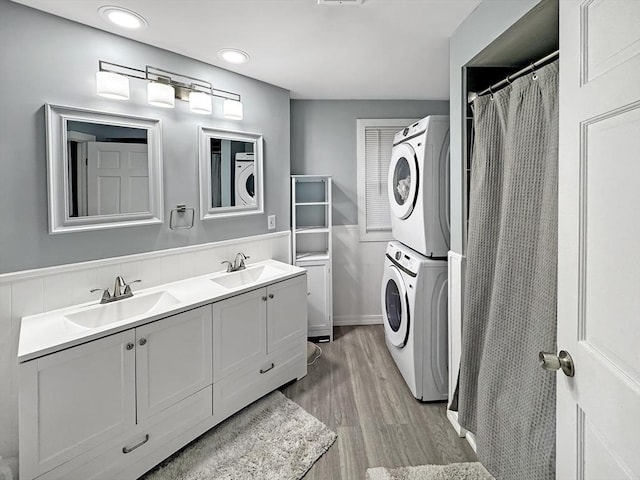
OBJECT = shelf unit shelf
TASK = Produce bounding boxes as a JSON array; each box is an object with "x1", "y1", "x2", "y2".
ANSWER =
[{"x1": 291, "y1": 175, "x2": 333, "y2": 342}]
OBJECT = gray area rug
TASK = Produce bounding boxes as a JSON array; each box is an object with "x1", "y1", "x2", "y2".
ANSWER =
[
  {"x1": 143, "y1": 390, "x2": 337, "y2": 480},
  {"x1": 366, "y1": 462, "x2": 494, "y2": 480}
]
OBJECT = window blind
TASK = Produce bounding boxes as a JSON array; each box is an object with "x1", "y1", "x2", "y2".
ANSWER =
[{"x1": 363, "y1": 126, "x2": 398, "y2": 232}]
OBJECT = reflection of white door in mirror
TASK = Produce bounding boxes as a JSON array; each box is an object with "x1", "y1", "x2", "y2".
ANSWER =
[{"x1": 86, "y1": 142, "x2": 149, "y2": 215}]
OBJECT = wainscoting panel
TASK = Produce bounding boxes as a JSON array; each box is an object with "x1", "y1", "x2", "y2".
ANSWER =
[{"x1": 332, "y1": 225, "x2": 387, "y2": 326}]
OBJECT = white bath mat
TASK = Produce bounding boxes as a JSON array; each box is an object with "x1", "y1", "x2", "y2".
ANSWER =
[
  {"x1": 142, "y1": 390, "x2": 336, "y2": 480},
  {"x1": 366, "y1": 462, "x2": 494, "y2": 480}
]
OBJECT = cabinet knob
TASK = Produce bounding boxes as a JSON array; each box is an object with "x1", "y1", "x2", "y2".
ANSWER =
[
  {"x1": 126, "y1": 342, "x2": 134, "y2": 351},
  {"x1": 261, "y1": 296, "x2": 267, "y2": 301},
  {"x1": 268, "y1": 293, "x2": 274, "y2": 299},
  {"x1": 139, "y1": 338, "x2": 147, "y2": 346}
]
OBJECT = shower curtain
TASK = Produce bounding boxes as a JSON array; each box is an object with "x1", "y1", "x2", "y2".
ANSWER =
[{"x1": 458, "y1": 60, "x2": 559, "y2": 480}]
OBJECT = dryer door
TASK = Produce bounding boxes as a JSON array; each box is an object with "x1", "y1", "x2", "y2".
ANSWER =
[
  {"x1": 388, "y1": 143, "x2": 419, "y2": 220},
  {"x1": 236, "y1": 163, "x2": 255, "y2": 205},
  {"x1": 381, "y1": 265, "x2": 410, "y2": 348}
]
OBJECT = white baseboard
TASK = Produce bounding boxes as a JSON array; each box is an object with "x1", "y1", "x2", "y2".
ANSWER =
[
  {"x1": 333, "y1": 314, "x2": 383, "y2": 326},
  {"x1": 446, "y1": 409, "x2": 468, "y2": 438},
  {"x1": 466, "y1": 431, "x2": 477, "y2": 453}
]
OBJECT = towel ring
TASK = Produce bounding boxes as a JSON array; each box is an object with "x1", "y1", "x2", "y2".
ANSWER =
[
  {"x1": 530, "y1": 62, "x2": 538, "y2": 81},
  {"x1": 489, "y1": 86, "x2": 494, "y2": 100}
]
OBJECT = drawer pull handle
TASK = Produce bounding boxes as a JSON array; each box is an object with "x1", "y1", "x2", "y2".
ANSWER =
[
  {"x1": 261, "y1": 296, "x2": 267, "y2": 301},
  {"x1": 260, "y1": 363, "x2": 275, "y2": 374},
  {"x1": 268, "y1": 293, "x2": 274, "y2": 299},
  {"x1": 139, "y1": 338, "x2": 147, "y2": 346},
  {"x1": 122, "y1": 434, "x2": 149, "y2": 454},
  {"x1": 126, "y1": 342, "x2": 134, "y2": 351}
]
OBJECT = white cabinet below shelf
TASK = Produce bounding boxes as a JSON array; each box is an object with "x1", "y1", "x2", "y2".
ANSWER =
[{"x1": 298, "y1": 260, "x2": 332, "y2": 341}]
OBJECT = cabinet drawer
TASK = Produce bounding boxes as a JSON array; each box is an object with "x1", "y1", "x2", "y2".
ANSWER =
[
  {"x1": 213, "y1": 338, "x2": 307, "y2": 421},
  {"x1": 39, "y1": 386, "x2": 212, "y2": 480}
]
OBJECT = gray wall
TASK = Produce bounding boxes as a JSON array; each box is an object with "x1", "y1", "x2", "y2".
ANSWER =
[
  {"x1": 290, "y1": 100, "x2": 448, "y2": 226},
  {"x1": 0, "y1": 0, "x2": 290, "y2": 274},
  {"x1": 449, "y1": 0, "x2": 541, "y2": 253}
]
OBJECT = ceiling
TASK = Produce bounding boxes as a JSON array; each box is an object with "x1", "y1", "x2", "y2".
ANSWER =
[{"x1": 11, "y1": 0, "x2": 481, "y2": 100}]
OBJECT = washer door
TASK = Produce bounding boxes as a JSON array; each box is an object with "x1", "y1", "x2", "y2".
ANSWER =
[
  {"x1": 237, "y1": 163, "x2": 255, "y2": 205},
  {"x1": 381, "y1": 265, "x2": 410, "y2": 347},
  {"x1": 388, "y1": 143, "x2": 419, "y2": 220}
]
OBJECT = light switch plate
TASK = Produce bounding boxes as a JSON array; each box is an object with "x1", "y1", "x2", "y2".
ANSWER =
[{"x1": 267, "y1": 215, "x2": 276, "y2": 230}]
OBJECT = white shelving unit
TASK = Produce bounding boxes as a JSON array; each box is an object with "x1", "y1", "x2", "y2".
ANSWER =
[{"x1": 291, "y1": 175, "x2": 333, "y2": 341}]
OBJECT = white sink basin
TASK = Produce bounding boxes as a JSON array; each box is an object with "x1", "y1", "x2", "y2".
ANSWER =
[
  {"x1": 65, "y1": 291, "x2": 180, "y2": 329},
  {"x1": 211, "y1": 264, "x2": 283, "y2": 289}
]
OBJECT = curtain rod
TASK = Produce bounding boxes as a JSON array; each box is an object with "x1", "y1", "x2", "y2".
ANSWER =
[{"x1": 467, "y1": 49, "x2": 559, "y2": 104}]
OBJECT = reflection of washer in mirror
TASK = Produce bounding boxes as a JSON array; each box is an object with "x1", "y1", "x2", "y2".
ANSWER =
[{"x1": 235, "y1": 152, "x2": 255, "y2": 206}]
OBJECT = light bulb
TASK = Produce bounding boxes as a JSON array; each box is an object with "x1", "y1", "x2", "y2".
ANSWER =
[
  {"x1": 223, "y1": 99, "x2": 243, "y2": 120},
  {"x1": 96, "y1": 71, "x2": 130, "y2": 100},
  {"x1": 147, "y1": 82, "x2": 175, "y2": 108},
  {"x1": 189, "y1": 91, "x2": 212, "y2": 114}
]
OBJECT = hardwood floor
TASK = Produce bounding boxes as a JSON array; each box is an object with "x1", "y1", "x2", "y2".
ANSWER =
[{"x1": 280, "y1": 325, "x2": 476, "y2": 480}]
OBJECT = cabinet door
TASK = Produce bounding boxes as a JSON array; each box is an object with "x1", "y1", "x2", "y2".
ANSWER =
[
  {"x1": 267, "y1": 275, "x2": 307, "y2": 353},
  {"x1": 135, "y1": 306, "x2": 213, "y2": 422},
  {"x1": 19, "y1": 330, "x2": 136, "y2": 480},
  {"x1": 213, "y1": 287, "x2": 267, "y2": 381},
  {"x1": 304, "y1": 263, "x2": 331, "y2": 333}
]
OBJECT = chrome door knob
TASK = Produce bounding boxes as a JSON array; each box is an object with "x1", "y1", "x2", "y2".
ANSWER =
[{"x1": 539, "y1": 350, "x2": 575, "y2": 377}]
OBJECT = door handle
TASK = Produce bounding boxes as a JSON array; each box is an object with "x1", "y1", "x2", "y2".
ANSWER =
[
  {"x1": 539, "y1": 350, "x2": 575, "y2": 377},
  {"x1": 260, "y1": 363, "x2": 275, "y2": 374},
  {"x1": 122, "y1": 434, "x2": 149, "y2": 453},
  {"x1": 268, "y1": 293, "x2": 274, "y2": 299}
]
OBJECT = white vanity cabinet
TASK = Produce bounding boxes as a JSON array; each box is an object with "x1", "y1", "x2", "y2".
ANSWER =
[
  {"x1": 212, "y1": 275, "x2": 308, "y2": 420},
  {"x1": 19, "y1": 306, "x2": 213, "y2": 480},
  {"x1": 18, "y1": 264, "x2": 308, "y2": 480}
]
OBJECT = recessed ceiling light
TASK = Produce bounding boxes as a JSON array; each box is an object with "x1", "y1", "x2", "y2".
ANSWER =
[
  {"x1": 218, "y1": 49, "x2": 250, "y2": 65},
  {"x1": 98, "y1": 6, "x2": 148, "y2": 29}
]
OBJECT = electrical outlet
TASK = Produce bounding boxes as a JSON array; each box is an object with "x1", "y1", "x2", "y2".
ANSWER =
[{"x1": 267, "y1": 215, "x2": 276, "y2": 230}]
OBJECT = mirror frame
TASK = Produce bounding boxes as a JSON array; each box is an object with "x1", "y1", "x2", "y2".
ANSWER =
[
  {"x1": 45, "y1": 104, "x2": 164, "y2": 234},
  {"x1": 198, "y1": 126, "x2": 264, "y2": 220}
]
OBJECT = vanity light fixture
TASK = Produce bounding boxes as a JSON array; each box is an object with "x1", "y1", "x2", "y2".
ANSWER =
[
  {"x1": 98, "y1": 6, "x2": 148, "y2": 29},
  {"x1": 96, "y1": 60, "x2": 243, "y2": 118},
  {"x1": 217, "y1": 48, "x2": 250, "y2": 65}
]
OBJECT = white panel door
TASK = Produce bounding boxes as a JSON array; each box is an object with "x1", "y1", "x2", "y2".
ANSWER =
[
  {"x1": 87, "y1": 142, "x2": 149, "y2": 215},
  {"x1": 135, "y1": 306, "x2": 213, "y2": 422},
  {"x1": 19, "y1": 330, "x2": 136, "y2": 480},
  {"x1": 212, "y1": 287, "x2": 267, "y2": 381},
  {"x1": 557, "y1": 1, "x2": 640, "y2": 478},
  {"x1": 266, "y1": 275, "x2": 307, "y2": 353}
]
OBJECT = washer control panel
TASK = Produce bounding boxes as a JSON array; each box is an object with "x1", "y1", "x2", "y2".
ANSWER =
[{"x1": 386, "y1": 242, "x2": 420, "y2": 275}]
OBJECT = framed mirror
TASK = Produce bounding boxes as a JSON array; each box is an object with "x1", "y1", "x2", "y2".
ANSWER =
[
  {"x1": 198, "y1": 126, "x2": 263, "y2": 219},
  {"x1": 46, "y1": 104, "x2": 163, "y2": 233}
]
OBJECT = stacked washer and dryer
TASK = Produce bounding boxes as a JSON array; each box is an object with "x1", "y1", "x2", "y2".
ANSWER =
[{"x1": 381, "y1": 116, "x2": 450, "y2": 402}]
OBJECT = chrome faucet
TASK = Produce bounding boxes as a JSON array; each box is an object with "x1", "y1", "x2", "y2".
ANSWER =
[
  {"x1": 233, "y1": 252, "x2": 249, "y2": 271},
  {"x1": 91, "y1": 276, "x2": 141, "y2": 304},
  {"x1": 221, "y1": 252, "x2": 250, "y2": 273}
]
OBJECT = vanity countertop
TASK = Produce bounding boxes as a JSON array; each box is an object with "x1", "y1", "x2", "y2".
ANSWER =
[{"x1": 18, "y1": 259, "x2": 306, "y2": 363}]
